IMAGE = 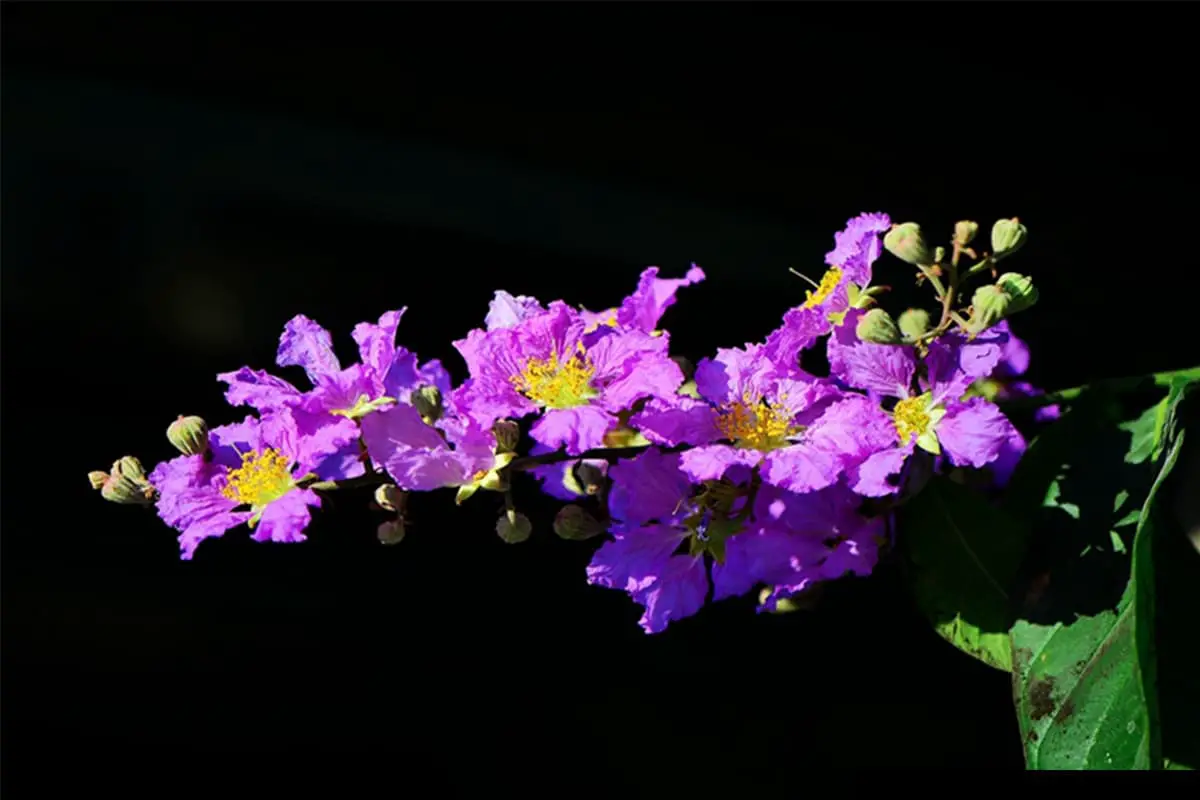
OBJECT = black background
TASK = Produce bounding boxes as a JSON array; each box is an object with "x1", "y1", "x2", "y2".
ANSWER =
[{"x1": 4, "y1": 2, "x2": 1197, "y2": 790}]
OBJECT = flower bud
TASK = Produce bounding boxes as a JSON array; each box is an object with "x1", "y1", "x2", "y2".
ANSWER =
[
  {"x1": 897, "y1": 308, "x2": 932, "y2": 341},
  {"x1": 883, "y1": 222, "x2": 933, "y2": 266},
  {"x1": 166, "y1": 415, "x2": 209, "y2": 456},
  {"x1": 970, "y1": 285, "x2": 1011, "y2": 331},
  {"x1": 492, "y1": 419, "x2": 520, "y2": 453},
  {"x1": 374, "y1": 484, "x2": 406, "y2": 513},
  {"x1": 496, "y1": 510, "x2": 532, "y2": 544},
  {"x1": 412, "y1": 385, "x2": 443, "y2": 424},
  {"x1": 553, "y1": 505, "x2": 607, "y2": 541},
  {"x1": 88, "y1": 471, "x2": 109, "y2": 490},
  {"x1": 855, "y1": 308, "x2": 902, "y2": 345},
  {"x1": 573, "y1": 461, "x2": 608, "y2": 496},
  {"x1": 97, "y1": 457, "x2": 156, "y2": 505},
  {"x1": 377, "y1": 519, "x2": 406, "y2": 545},
  {"x1": 933, "y1": 246, "x2": 946, "y2": 265},
  {"x1": 954, "y1": 220, "x2": 979, "y2": 247},
  {"x1": 991, "y1": 218, "x2": 1027, "y2": 260},
  {"x1": 996, "y1": 272, "x2": 1038, "y2": 315}
]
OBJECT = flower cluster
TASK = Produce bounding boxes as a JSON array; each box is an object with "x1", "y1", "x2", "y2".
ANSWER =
[{"x1": 93, "y1": 213, "x2": 1047, "y2": 633}]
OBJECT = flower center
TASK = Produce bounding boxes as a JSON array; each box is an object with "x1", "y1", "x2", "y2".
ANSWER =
[
  {"x1": 802, "y1": 266, "x2": 842, "y2": 309},
  {"x1": 893, "y1": 396, "x2": 932, "y2": 443},
  {"x1": 221, "y1": 448, "x2": 295, "y2": 508},
  {"x1": 510, "y1": 346, "x2": 597, "y2": 409},
  {"x1": 715, "y1": 396, "x2": 794, "y2": 451}
]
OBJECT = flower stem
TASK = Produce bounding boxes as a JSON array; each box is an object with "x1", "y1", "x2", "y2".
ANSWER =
[{"x1": 1000, "y1": 366, "x2": 1200, "y2": 409}]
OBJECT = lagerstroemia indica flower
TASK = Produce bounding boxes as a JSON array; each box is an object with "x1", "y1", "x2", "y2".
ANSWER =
[
  {"x1": 823, "y1": 310, "x2": 1020, "y2": 496},
  {"x1": 148, "y1": 409, "x2": 359, "y2": 559},
  {"x1": 218, "y1": 310, "x2": 451, "y2": 480},
  {"x1": 586, "y1": 449, "x2": 885, "y2": 633},
  {"x1": 630, "y1": 343, "x2": 883, "y2": 494},
  {"x1": 764, "y1": 211, "x2": 892, "y2": 366},
  {"x1": 452, "y1": 301, "x2": 685, "y2": 455}
]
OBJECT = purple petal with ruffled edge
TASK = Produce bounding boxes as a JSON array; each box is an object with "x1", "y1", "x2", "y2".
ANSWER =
[
  {"x1": 761, "y1": 444, "x2": 844, "y2": 494},
  {"x1": 616, "y1": 264, "x2": 706, "y2": 333},
  {"x1": 762, "y1": 306, "x2": 828, "y2": 370},
  {"x1": 485, "y1": 291, "x2": 545, "y2": 331},
  {"x1": 802, "y1": 394, "x2": 897, "y2": 465},
  {"x1": 277, "y1": 315, "x2": 342, "y2": 386},
  {"x1": 217, "y1": 367, "x2": 303, "y2": 412},
  {"x1": 988, "y1": 425, "x2": 1027, "y2": 488},
  {"x1": 351, "y1": 308, "x2": 406, "y2": 380},
  {"x1": 923, "y1": 330, "x2": 1006, "y2": 406},
  {"x1": 991, "y1": 321, "x2": 1030, "y2": 379},
  {"x1": 312, "y1": 442, "x2": 367, "y2": 482},
  {"x1": 607, "y1": 449, "x2": 692, "y2": 526},
  {"x1": 530, "y1": 406, "x2": 617, "y2": 455},
  {"x1": 633, "y1": 555, "x2": 709, "y2": 634},
  {"x1": 361, "y1": 403, "x2": 452, "y2": 466},
  {"x1": 826, "y1": 211, "x2": 892, "y2": 285},
  {"x1": 848, "y1": 445, "x2": 913, "y2": 497},
  {"x1": 829, "y1": 337, "x2": 916, "y2": 399},
  {"x1": 936, "y1": 397, "x2": 1014, "y2": 469},
  {"x1": 266, "y1": 406, "x2": 361, "y2": 476},
  {"x1": 586, "y1": 328, "x2": 684, "y2": 412},
  {"x1": 587, "y1": 524, "x2": 686, "y2": 592},
  {"x1": 630, "y1": 396, "x2": 721, "y2": 447},
  {"x1": 251, "y1": 488, "x2": 321, "y2": 546},
  {"x1": 711, "y1": 525, "x2": 829, "y2": 602},
  {"x1": 178, "y1": 509, "x2": 253, "y2": 560},
  {"x1": 679, "y1": 445, "x2": 762, "y2": 483}
]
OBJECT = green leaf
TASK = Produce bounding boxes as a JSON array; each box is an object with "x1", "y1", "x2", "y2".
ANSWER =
[
  {"x1": 1010, "y1": 384, "x2": 1192, "y2": 769},
  {"x1": 900, "y1": 477, "x2": 1029, "y2": 672}
]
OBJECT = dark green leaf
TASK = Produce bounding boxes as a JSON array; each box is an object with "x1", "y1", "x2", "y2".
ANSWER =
[
  {"x1": 900, "y1": 477, "x2": 1029, "y2": 671},
  {"x1": 1011, "y1": 384, "x2": 1192, "y2": 769}
]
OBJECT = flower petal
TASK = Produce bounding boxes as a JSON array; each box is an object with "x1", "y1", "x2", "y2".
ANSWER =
[
  {"x1": 678, "y1": 445, "x2": 761, "y2": 483},
  {"x1": 607, "y1": 449, "x2": 692, "y2": 526},
  {"x1": 530, "y1": 406, "x2": 617, "y2": 455},
  {"x1": 615, "y1": 264, "x2": 706, "y2": 333},
  {"x1": 630, "y1": 397, "x2": 720, "y2": 447},
  {"x1": 277, "y1": 315, "x2": 342, "y2": 385},
  {"x1": 936, "y1": 397, "x2": 1014, "y2": 469},
  {"x1": 351, "y1": 308, "x2": 406, "y2": 380},
  {"x1": 217, "y1": 367, "x2": 302, "y2": 412},
  {"x1": 252, "y1": 488, "x2": 320, "y2": 545}
]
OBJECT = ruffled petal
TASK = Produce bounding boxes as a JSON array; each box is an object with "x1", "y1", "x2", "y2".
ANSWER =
[{"x1": 276, "y1": 314, "x2": 342, "y2": 385}]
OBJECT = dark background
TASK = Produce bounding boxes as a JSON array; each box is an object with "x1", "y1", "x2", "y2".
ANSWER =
[{"x1": 4, "y1": 2, "x2": 1197, "y2": 789}]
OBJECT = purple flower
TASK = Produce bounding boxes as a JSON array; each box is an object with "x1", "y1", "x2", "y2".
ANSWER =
[
  {"x1": 452, "y1": 301, "x2": 684, "y2": 455},
  {"x1": 147, "y1": 409, "x2": 358, "y2": 559},
  {"x1": 824, "y1": 314, "x2": 1020, "y2": 496},
  {"x1": 711, "y1": 481, "x2": 885, "y2": 611},
  {"x1": 361, "y1": 403, "x2": 510, "y2": 502},
  {"x1": 763, "y1": 212, "x2": 892, "y2": 365},
  {"x1": 630, "y1": 343, "x2": 880, "y2": 494},
  {"x1": 587, "y1": 449, "x2": 886, "y2": 632},
  {"x1": 218, "y1": 311, "x2": 451, "y2": 480}
]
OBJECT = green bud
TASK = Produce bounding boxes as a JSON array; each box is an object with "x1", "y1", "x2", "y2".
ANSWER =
[
  {"x1": 954, "y1": 220, "x2": 979, "y2": 247},
  {"x1": 88, "y1": 471, "x2": 109, "y2": 490},
  {"x1": 376, "y1": 519, "x2": 406, "y2": 545},
  {"x1": 492, "y1": 420, "x2": 520, "y2": 453},
  {"x1": 855, "y1": 308, "x2": 901, "y2": 345},
  {"x1": 573, "y1": 462, "x2": 607, "y2": 496},
  {"x1": 897, "y1": 308, "x2": 932, "y2": 341},
  {"x1": 883, "y1": 222, "x2": 933, "y2": 266},
  {"x1": 166, "y1": 415, "x2": 209, "y2": 456},
  {"x1": 996, "y1": 272, "x2": 1038, "y2": 315},
  {"x1": 374, "y1": 484, "x2": 406, "y2": 513},
  {"x1": 97, "y1": 457, "x2": 155, "y2": 505},
  {"x1": 553, "y1": 505, "x2": 607, "y2": 541},
  {"x1": 412, "y1": 385, "x2": 443, "y2": 424},
  {"x1": 991, "y1": 218, "x2": 1027, "y2": 260},
  {"x1": 970, "y1": 285, "x2": 1011, "y2": 331},
  {"x1": 933, "y1": 246, "x2": 946, "y2": 264},
  {"x1": 496, "y1": 510, "x2": 532, "y2": 544}
]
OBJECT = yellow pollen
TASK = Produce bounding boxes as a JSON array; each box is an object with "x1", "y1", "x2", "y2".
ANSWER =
[
  {"x1": 715, "y1": 396, "x2": 794, "y2": 451},
  {"x1": 893, "y1": 396, "x2": 932, "y2": 443},
  {"x1": 221, "y1": 448, "x2": 294, "y2": 508},
  {"x1": 802, "y1": 266, "x2": 843, "y2": 309},
  {"x1": 510, "y1": 347, "x2": 596, "y2": 409},
  {"x1": 471, "y1": 469, "x2": 489, "y2": 483}
]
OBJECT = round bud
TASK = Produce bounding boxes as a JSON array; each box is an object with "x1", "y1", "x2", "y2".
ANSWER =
[
  {"x1": 167, "y1": 415, "x2": 210, "y2": 456},
  {"x1": 897, "y1": 308, "x2": 932, "y2": 341},
  {"x1": 991, "y1": 218, "x2": 1027, "y2": 260},
  {"x1": 855, "y1": 308, "x2": 902, "y2": 345},
  {"x1": 884, "y1": 222, "x2": 933, "y2": 266},
  {"x1": 496, "y1": 510, "x2": 532, "y2": 544},
  {"x1": 553, "y1": 505, "x2": 607, "y2": 541}
]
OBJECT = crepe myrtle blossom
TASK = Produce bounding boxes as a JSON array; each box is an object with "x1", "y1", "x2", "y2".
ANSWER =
[
  {"x1": 763, "y1": 211, "x2": 892, "y2": 366},
  {"x1": 586, "y1": 449, "x2": 883, "y2": 633},
  {"x1": 823, "y1": 310, "x2": 1020, "y2": 496},
  {"x1": 360, "y1": 402, "x2": 516, "y2": 504},
  {"x1": 452, "y1": 301, "x2": 684, "y2": 455},
  {"x1": 148, "y1": 409, "x2": 359, "y2": 559},
  {"x1": 218, "y1": 310, "x2": 451, "y2": 480},
  {"x1": 630, "y1": 343, "x2": 882, "y2": 494}
]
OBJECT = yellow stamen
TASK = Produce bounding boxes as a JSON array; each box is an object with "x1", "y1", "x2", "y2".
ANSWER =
[
  {"x1": 802, "y1": 266, "x2": 843, "y2": 309},
  {"x1": 715, "y1": 394, "x2": 795, "y2": 451},
  {"x1": 893, "y1": 396, "x2": 931, "y2": 443},
  {"x1": 510, "y1": 346, "x2": 597, "y2": 409},
  {"x1": 471, "y1": 469, "x2": 489, "y2": 483},
  {"x1": 221, "y1": 448, "x2": 294, "y2": 509}
]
